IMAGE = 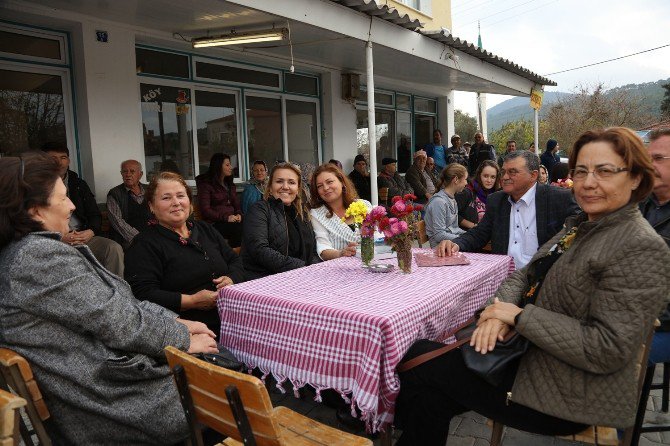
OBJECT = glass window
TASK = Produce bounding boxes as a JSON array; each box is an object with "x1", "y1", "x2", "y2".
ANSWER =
[
  {"x1": 0, "y1": 69, "x2": 66, "y2": 155},
  {"x1": 285, "y1": 73, "x2": 318, "y2": 96},
  {"x1": 415, "y1": 114, "x2": 436, "y2": 153},
  {"x1": 358, "y1": 87, "x2": 394, "y2": 107},
  {"x1": 246, "y1": 96, "x2": 283, "y2": 168},
  {"x1": 196, "y1": 61, "x2": 280, "y2": 88},
  {"x1": 194, "y1": 90, "x2": 239, "y2": 178},
  {"x1": 396, "y1": 94, "x2": 411, "y2": 110},
  {"x1": 286, "y1": 100, "x2": 318, "y2": 167},
  {"x1": 136, "y1": 48, "x2": 189, "y2": 79},
  {"x1": 397, "y1": 112, "x2": 412, "y2": 173},
  {"x1": 414, "y1": 97, "x2": 437, "y2": 114},
  {"x1": 0, "y1": 30, "x2": 61, "y2": 61},
  {"x1": 356, "y1": 108, "x2": 395, "y2": 173},
  {"x1": 140, "y1": 83, "x2": 195, "y2": 180}
]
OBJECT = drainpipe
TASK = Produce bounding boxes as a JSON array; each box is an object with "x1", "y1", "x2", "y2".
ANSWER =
[{"x1": 366, "y1": 40, "x2": 378, "y2": 206}]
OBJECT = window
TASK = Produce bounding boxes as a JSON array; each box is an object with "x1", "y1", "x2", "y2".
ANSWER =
[
  {"x1": 194, "y1": 90, "x2": 239, "y2": 178},
  {"x1": 396, "y1": 94, "x2": 411, "y2": 110},
  {"x1": 285, "y1": 73, "x2": 318, "y2": 96},
  {"x1": 0, "y1": 27, "x2": 65, "y2": 63},
  {"x1": 399, "y1": 0, "x2": 432, "y2": 15},
  {"x1": 414, "y1": 97, "x2": 437, "y2": 114},
  {"x1": 136, "y1": 48, "x2": 189, "y2": 79},
  {"x1": 286, "y1": 100, "x2": 319, "y2": 167},
  {"x1": 195, "y1": 59, "x2": 281, "y2": 89},
  {"x1": 356, "y1": 109, "x2": 395, "y2": 172},
  {"x1": 359, "y1": 86, "x2": 394, "y2": 107},
  {"x1": 414, "y1": 115, "x2": 436, "y2": 153},
  {"x1": 246, "y1": 96, "x2": 283, "y2": 167},
  {"x1": 396, "y1": 112, "x2": 412, "y2": 173},
  {"x1": 140, "y1": 83, "x2": 195, "y2": 180},
  {"x1": 0, "y1": 68, "x2": 68, "y2": 155}
]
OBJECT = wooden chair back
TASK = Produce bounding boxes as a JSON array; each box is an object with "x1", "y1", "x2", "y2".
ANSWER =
[
  {"x1": 0, "y1": 389, "x2": 26, "y2": 446},
  {"x1": 378, "y1": 187, "x2": 389, "y2": 207},
  {"x1": 0, "y1": 349, "x2": 51, "y2": 446},
  {"x1": 164, "y1": 346, "x2": 283, "y2": 446},
  {"x1": 417, "y1": 220, "x2": 428, "y2": 246}
]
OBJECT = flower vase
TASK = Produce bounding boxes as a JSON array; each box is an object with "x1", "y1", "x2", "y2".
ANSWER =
[
  {"x1": 361, "y1": 236, "x2": 374, "y2": 267},
  {"x1": 395, "y1": 238, "x2": 413, "y2": 274}
]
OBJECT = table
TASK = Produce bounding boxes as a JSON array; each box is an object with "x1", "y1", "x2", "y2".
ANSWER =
[{"x1": 218, "y1": 249, "x2": 514, "y2": 430}]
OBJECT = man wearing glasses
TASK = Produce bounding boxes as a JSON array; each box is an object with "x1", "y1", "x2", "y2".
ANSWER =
[{"x1": 436, "y1": 151, "x2": 579, "y2": 269}]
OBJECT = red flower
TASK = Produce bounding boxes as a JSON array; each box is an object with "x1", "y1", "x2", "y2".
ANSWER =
[
  {"x1": 414, "y1": 204, "x2": 424, "y2": 212},
  {"x1": 406, "y1": 204, "x2": 414, "y2": 213},
  {"x1": 404, "y1": 194, "x2": 417, "y2": 201},
  {"x1": 392, "y1": 195, "x2": 402, "y2": 204}
]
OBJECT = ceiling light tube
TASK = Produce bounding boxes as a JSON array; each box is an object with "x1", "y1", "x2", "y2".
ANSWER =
[{"x1": 192, "y1": 29, "x2": 287, "y2": 48}]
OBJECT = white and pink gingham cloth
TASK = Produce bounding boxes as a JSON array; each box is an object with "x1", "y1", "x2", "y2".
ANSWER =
[{"x1": 218, "y1": 249, "x2": 514, "y2": 429}]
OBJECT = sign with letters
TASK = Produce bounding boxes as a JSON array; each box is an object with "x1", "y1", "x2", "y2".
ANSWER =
[{"x1": 530, "y1": 88, "x2": 544, "y2": 111}]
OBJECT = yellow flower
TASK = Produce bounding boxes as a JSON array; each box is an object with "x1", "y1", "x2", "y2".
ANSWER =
[{"x1": 342, "y1": 201, "x2": 369, "y2": 224}]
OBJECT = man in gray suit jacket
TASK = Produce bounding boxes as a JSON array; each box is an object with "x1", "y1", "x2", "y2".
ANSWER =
[{"x1": 437, "y1": 151, "x2": 580, "y2": 269}]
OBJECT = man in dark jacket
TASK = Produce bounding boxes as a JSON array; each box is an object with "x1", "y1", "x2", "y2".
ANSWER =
[
  {"x1": 405, "y1": 150, "x2": 431, "y2": 204},
  {"x1": 642, "y1": 129, "x2": 670, "y2": 352},
  {"x1": 468, "y1": 132, "x2": 496, "y2": 176},
  {"x1": 42, "y1": 142, "x2": 124, "y2": 275},
  {"x1": 378, "y1": 157, "x2": 413, "y2": 205},
  {"x1": 437, "y1": 151, "x2": 579, "y2": 269},
  {"x1": 348, "y1": 154, "x2": 371, "y2": 202},
  {"x1": 446, "y1": 134, "x2": 468, "y2": 168},
  {"x1": 540, "y1": 138, "x2": 561, "y2": 175},
  {"x1": 106, "y1": 160, "x2": 151, "y2": 249}
]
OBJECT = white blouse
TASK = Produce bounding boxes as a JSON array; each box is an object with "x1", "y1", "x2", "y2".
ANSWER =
[{"x1": 310, "y1": 199, "x2": 372, "y2": 259}]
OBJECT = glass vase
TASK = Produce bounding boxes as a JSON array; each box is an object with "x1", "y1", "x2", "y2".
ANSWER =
[
  {"x1": 361, "y1": 236, "x2": 374, "y2": 267},
  {"x1": 395, "y1": 238, "x2": 413, "y2": 274}
]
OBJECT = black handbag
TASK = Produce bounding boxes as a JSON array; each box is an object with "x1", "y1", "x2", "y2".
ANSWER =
[{"x1": 193, "y1": 345, "x2": 245, "y2": 372}]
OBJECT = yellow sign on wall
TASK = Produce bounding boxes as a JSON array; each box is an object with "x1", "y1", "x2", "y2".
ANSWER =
[{"x1": 530, "y1": 88, "x2": 544, "y2": 111}]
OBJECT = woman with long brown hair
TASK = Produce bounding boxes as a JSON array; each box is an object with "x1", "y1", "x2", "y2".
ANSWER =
[
  {"x1": 308, "y1": 163, "x2": 372, "y2": 260},
  {"x1": 241, "y1": 162, "x2": 320, "y2": 279}
]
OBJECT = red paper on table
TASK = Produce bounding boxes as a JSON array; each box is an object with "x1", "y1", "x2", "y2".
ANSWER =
[{"x1": 414, "y1": 252, "x2": 471, "y2": 267}]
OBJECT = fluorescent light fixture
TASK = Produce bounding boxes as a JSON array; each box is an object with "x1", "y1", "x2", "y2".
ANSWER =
[{"x1": 192, "y1": 28, "x2": 287, "y2": 48}]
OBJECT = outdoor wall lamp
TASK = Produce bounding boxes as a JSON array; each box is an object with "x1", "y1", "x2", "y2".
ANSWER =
[{"x1": 192, "y1": 28, "x2": 288, "y2": 48}]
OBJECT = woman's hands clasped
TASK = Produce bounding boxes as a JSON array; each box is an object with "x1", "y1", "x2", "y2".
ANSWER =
[
  {"x1": 470, "y1": 298, "x2": 523, "y2": 354},
  {"x1": 176, "y1": 318, "x2": 218, "y2": 354}
]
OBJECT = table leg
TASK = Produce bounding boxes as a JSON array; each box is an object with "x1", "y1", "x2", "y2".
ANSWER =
[{"x1": 380, "y1": 425, "x2": 393, "y2": 446}]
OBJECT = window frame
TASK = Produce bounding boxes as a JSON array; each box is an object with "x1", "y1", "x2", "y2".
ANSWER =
[
  {"x1": 282, "y1": 93, "x2": 323, "y2": 167},
  {"x1": 0, "y1": 23, "x2": 68, "y2": 65},
  {"x1": 192, "y1": 56, "x2": 283, "y2": 92}
]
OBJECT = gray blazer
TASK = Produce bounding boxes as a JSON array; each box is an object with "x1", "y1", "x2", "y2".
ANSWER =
[{"x1": 0, "y1": 232, "x2": 191, "y2": 445}]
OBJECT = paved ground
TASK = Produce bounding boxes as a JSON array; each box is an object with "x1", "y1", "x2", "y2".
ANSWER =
[{"x1": 268, "y1": 365, "x2": 670, "y2": 445}]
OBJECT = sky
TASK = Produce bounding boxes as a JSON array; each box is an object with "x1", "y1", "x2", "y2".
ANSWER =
[{"x1": 449, "y1": 0, "x2": 670, "y2": 116}]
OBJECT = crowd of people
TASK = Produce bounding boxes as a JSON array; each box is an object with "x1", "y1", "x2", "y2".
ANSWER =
[{"x1": 0, "y1": 127, "x2": 669, "y2": 444}]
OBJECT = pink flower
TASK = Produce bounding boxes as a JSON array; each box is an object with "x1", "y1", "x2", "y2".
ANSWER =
[
  {"x1": 398, "y1": 220, "x2": 408, "y2": 233},
  {"x1": 383, "y1": 228, "x2": 394, "y2": 238},
  {"x1": 370, "y1": 206, "x2": 387, "y2": 219},
  {"x1": 391, "y1": 200, "x2": 406, "y2": 215}
]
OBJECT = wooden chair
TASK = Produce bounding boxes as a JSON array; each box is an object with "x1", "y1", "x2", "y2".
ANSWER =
[
  {"x1": 489, "y1": 322, "x2": 657, "y2": 446},
  {"x1": 232, "y1": 246, "x2": 241, "y2": 255},
  {"x1": 0, "y1": 349, "x2": 51, "y2": 446},
  {"x1": 0, "y1": 389, "x2": 26, "y2": 446},
  {"x1": 417, "y1": 220, "x2": 429, "y2": 247},
  {"x1": 164, "y1": 346, "x2": 372, "y2": 446},
  {"x1": 378, "y1": 187, "x2": 389, "y2": 208}
]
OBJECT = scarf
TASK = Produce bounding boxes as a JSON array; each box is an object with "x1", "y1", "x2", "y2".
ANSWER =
[{"x1": 469, "y1": 180, "x2": 492, "y2": 205}]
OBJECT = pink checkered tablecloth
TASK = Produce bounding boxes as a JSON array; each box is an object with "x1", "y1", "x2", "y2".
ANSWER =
[{"x1": 217, "y1": 249, "x2": 514, "y2": 429}]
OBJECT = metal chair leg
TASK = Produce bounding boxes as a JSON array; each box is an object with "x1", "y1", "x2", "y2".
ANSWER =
[
  {"x1": 627, "y1": 364, "x2": 656, "y2": 446},
  {"x1": 662, "y1": 362, "x2": 669, "y2": 413}
]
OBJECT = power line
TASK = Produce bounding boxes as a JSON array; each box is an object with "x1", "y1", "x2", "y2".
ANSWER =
[
  {"x1": 453, "y1": 0, "x2": 496, "y2": 17},
  {"x1": 544, "y1": 43, "x2": 670, "y2": 76},
  {"x1": 458, "y1": 0, "x2": 540, "y2": 26},
  {"x1": 457, "y1": 0, "x2": 560, "y2": 30}
]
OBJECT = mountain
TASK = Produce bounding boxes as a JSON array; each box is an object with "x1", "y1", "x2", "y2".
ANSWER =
[{"x1": 485, "y1": 79, "x2": 669, "y2": 131}]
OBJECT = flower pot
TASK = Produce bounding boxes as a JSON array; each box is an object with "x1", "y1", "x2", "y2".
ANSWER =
[
  {"x1": 395, "y1": 238, "x2": 413, "y2": 274},
  {"x1": 361, "y1": 236, "x2": 374, "y2": 267}
]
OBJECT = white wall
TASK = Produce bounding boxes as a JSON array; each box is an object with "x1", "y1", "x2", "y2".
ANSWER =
[
  {"x1": 320, "y1": 70, "x2": 358, "y2": 171},
  {"x1": 73, "y1": 21, "x2": 144, "y2": 198}
]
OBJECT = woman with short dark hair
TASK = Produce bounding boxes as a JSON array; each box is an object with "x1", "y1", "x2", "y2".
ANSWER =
[
  {"x1": 196, "y1": 153, "x2": 243, "y2": 247},
  {"x1": 396, "y1": 127, "x2": 670, "y2": 445},
  {"x1": 0, "y1": 153, "x2": 216, "y2": 444},
  {"x1": 241, "y1": 160, "x2": 268, "y2": 214}
]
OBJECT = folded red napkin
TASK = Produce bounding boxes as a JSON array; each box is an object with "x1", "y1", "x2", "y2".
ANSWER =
[{"x1": 414, "y1": 252, "x2": 470, "y2": 267}]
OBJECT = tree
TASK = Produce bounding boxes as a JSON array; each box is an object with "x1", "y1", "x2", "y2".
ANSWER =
[
  {"x1": 488, "y1": 119, "x2": 535, "y2": 155},
  {"x1": 454, "y1": 109, "x2": 478, "y2": 143},
  {"x1": 661, "y1": 83, "x2": 670, "y2": 118},
  {"x1": 543, "y1": 83, "x2": 654, "y2": 155}
]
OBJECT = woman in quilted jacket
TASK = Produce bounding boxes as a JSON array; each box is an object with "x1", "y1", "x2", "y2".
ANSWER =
[{"x1": 396, "y1": 127, "x2": 670, "y2": 445}]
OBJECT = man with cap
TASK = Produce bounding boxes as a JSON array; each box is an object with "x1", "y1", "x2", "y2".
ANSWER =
[
  {"x1": 348, "y1": 154, "x2": 371, "y2": 202},
  {"x1": 405, "y1": 150, "x2": 431, "y2": 204},
  {"x1": 540, "y1": 139, "x2": 561, "y2": 175},
  {"x1": 378, "y1": 157, "x2": 413, "y2": 206},
  {"x1": 446, "y1": 134, "x2": 468, "y2": 168}
]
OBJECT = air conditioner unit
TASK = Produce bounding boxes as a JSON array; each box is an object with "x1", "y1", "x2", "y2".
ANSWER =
[{"x1": 341, "y1": 73, "x2": 360, "y2": 101}]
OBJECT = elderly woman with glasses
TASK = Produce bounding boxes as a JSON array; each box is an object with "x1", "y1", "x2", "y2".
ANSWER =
[
  {"x1": 396, "y1": 127, "x2": 670, "y2": 445},
  {"x1": 241, "y1": 162, "x2": 320, "y2": 279},
  {"x1": 0, "y1": 153, "x2": 217, "y2": 444}
]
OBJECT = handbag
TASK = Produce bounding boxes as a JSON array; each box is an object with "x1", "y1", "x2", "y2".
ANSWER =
[
  {"x1": 397, "y1": 242, "x2": 566, "y2": 385},
  {"x1": 193, "y1": 345, "x2": 245, "y2": 372}
]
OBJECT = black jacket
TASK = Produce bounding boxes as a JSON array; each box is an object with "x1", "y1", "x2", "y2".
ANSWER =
[
  {"x1": 124, "y1": 220, "x2": 245, "y2": 332},
  {"x1": 453, "y1": 184, "x2": 580, "y2": 254},
  {"x1": 640, "y1": 197, "x2": 670, "y2": 330},
  {"x1": 348, "y1": 169, "x2": 371, "y2": 202},
  {"x1": 66, "y1": 170, "x2": 102, "y2": 234},
  {"x1": 241, "y1": 198, "x2": 320, "y2": 280},
  {"x1": 468, "y1": 143, "x2": 496, "y2": 175}
]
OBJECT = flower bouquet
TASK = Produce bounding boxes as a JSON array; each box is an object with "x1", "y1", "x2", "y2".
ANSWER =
[
  {"x1": 374, "y1": 194, "x2": 423, "y2": 273},
  {"x1": 342, "y1": 201, "x2": 379, "y2": 266},
  {"x1": 551, "y1": 178, "x2": 573, "y2": 189}
]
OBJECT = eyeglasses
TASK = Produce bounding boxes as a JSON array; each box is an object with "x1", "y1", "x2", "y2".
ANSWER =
[
  {"x1": 651, "y1": 155, "x2": 670, "y2": 163},
  {"x1": 570, "y1": 166, "x2": 628, "y2": 181},
  {"x1": 499, "y1": 168, "x2": 526, "y2": 177}
]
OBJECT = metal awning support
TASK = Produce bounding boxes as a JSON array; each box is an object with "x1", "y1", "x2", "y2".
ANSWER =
[
  {"x1": 366, "y1": 39, "x2": 379, "y2": 206},
  {"x1": 534, "y1": 109, "x2": 539, "y2": 155}
]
